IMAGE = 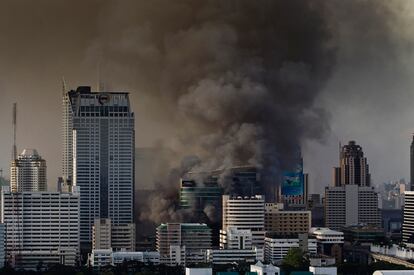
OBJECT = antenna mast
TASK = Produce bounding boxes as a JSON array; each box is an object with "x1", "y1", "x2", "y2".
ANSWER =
[{"x1": 12, "y1": 103, "x2": 17, "y2": 160}]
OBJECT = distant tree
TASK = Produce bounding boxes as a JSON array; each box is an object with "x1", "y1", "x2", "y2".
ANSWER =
[{"x1": 281, "y1": 248, "x2": 309, "y2": 274}]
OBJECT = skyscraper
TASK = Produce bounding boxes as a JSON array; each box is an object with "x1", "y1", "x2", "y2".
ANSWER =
[
  {"x1": 62, "y1": 86, "x2": 135, "y2": 247},
  {"x1": 333, "y1": 141, "x2": 370, "y2": 187},
  {"x1": 10, "y1": 149, "x2": 46, "y2": 192},
  {"x1": 325, "y1": 141, "x2": 380, "y2": 229}
]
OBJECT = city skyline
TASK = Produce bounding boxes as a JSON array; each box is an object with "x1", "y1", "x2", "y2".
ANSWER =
[{"x1": 0, "y1": 1, "x2": 414, "y2": 273}]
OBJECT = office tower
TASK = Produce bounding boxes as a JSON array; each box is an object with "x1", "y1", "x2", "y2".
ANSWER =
[
  {"x1": 156, "y1": 223, "x2": 212, "y2": 266},
  {"x1": 1, "y1": 186, "x2": 80, "y2": 269},
  {"x1": 10, "y1": 149, "x2": 46, "y2": 192},
  {"x1": 333, "y1": 141, "x2": 371, "y2": 187},
  {"x1": 411, "y1": 135, "x2": 414, "y2": 191},
  {"x1": 63, "y1": 86, "x2": 135, "y2": 247},
  {"x1": 221, "y1": 195, "x2": 265, "y2": 248},
  {"x1": 325, "y1": 185, "x2": 380, "y2": 230},
  {"x1": 93, "y1": 218, "x2": 136, "y2": 251},
  {"x1": 264, "y1": 203, "x2": 311, "y2": 235},
  {"x1": 403, "y1": 191, "x2": 414, "y2": 246}
]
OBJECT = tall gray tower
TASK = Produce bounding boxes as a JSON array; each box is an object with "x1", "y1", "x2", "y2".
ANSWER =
[{"x1": 62, "y1": 86, "x2": 135, "y2": 247}]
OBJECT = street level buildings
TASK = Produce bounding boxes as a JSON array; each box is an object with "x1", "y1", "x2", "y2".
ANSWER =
[
  {"x1": 156, "y1": 223, "x2": 212, "y2": 266},
  {"x1": 62, "y1": 86, "x2": 135, "y2": 247},
  {"x1": 10, "y1": 149, "x2": 46, "y2": 192},
  {"x1": 1, "y1": 186, "x2": 80, "y2": 270},
  {"x1": 264, "y1": 235, "x2": 317, "y2": 264},
  {"x1": 92, "y1": 218, "x2": 136, "y2": 251}
]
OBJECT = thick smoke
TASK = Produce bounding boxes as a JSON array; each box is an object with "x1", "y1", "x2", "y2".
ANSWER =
[{"x1": 90, "y1": 0, "x2": 335, "y2": 224}]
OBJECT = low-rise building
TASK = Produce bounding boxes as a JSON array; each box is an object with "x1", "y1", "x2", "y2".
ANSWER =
[
  {"x1": 93, "y1": 218, "x2": 136, "y2": 251},
  {"x1": 264, "y1": 235, "x2": 317, "y2": 264},
  {"x1": 89, "y1": 249, "x2": 160, "y2": 267},
  {"x1": 310, "y1": 227, "x2": 344, "y2": 263},
  {"x1": 207, "y1": 248, "x2": 257, "y2": 264},
  {"x1": 265, "y1": 203, "x2": 311, "y2": 235},
  {"x1": 309, "y1": 266, "x2": 337, "y2": 275},
  {"x1": 342, "y1": 225, "x2": 385, "y2": 245},
  {"x1": 185, "y1": 267, "x2": 212, "y2": 275},
  {"x1": 157, "y1": 223, "x2": 212, "y2": 266},
  {"x1": 250, "y1": 261, "x2": 280, "y2": 275}
]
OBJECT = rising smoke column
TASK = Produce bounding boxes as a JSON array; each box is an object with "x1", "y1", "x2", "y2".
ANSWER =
[{"x1": 91, "y1": 0, "x2": 336, "y2": 223}]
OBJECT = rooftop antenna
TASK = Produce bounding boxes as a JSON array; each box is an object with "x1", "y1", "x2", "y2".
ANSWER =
[
  {"x1": 12, "y1": 103, "x2": 17, "y2": 160},
  {"x1": 96, "y1": 60, "x2": 105, "y2": 92},
  {"x1": 62, "y1": 76, "x2": 67, "y2": 94},
  {"x1": 339, "y1": 141, "x2": 342, "y2": 163}
]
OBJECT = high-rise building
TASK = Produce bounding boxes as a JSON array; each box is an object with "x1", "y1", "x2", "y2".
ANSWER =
[
  {"x1": 1, "y1": 186, "x2": 80, "y2": 269},
  {"x1": 325, "y1": 185, "x2": 380, "y2": 230},
  {"x1": 221, "y1": 195, "x2": 265, "y2": 248},
  {"x1": 156, "y1": 223, "x2": 212, "y2": 266},
  {"x1": 333, "y1": 141, "x2": 370, "y2": 187},
  {"x1": 411, "y1": 135, "x2": 414, "y2": 191},
  {"x1": 62, "y1": 86, "x2": 135, "y2": 247},
  {"x1": 10, "y1": 149, "x2": 46, "y2": 192},
  {"x1": 403, "y1": 191, "x2": 414, "y2": 246},
  {"x1": 325, "y1": 141, "x2": 379, "y2": 230}
]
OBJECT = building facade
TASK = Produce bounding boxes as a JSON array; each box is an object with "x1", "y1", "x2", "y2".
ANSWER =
[
  {"x1": 156, "y1": 223, "x2": 212, "y2": 266},
  {"x1": 63, "y1": 86, "x2": 135, "y2": 246},
  {"x1": 93, "y1": 218, "x2": 136, "y2": 251},
  {"x1": 325, "y1": 184, "x2": 380, "y2": 230},
  {"x1": 403, "y1": 191, "x2": 414, "y2": 246},
  {"x1": 264, "y1": 236, "x2": 317, "y2": 264},
  {"x1": 1, "y1": 186, "x2": 80, "y2": 269},
  {"x1": 265, "y1": 203, "x2": 311, "y2": 235},
  {"x1": 333, "y1": 141, "x2": 371, "y2": 187},
  {"x1": 222, "y1": 195, "x2": 265, "y2": 248},
  {"x1": 10, "y1": 149, "x2": 46, "y2": 192},
  {"x1": 411, "y1": 135, "x2": 414, "y2": 191}
]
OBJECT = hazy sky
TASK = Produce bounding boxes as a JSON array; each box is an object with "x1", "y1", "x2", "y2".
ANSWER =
[{"x1": 1, "y1": 0, "x2": 414, "y2": 194}]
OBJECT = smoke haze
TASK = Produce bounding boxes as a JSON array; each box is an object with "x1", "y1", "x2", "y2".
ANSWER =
[{"x1": 0, "y1": 1, "x2": 413, "y2": 222}]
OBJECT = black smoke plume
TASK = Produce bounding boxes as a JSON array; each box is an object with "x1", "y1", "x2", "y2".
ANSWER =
[{"x1": 91, "y1": 0, "x2": 335, "y2": 224}]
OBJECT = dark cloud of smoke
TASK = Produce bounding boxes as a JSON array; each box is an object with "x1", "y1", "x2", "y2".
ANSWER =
[
  {"x1": 0, "y1": 0, "x2": 408, "y2": 225},
  {"x1": 87, "y1": 0, "x2": 336, "y2": 224}
]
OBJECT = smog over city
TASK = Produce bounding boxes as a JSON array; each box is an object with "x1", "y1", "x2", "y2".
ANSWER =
[{"x1": 1, "y1": 1, "x2": 414, "y2": 272}]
